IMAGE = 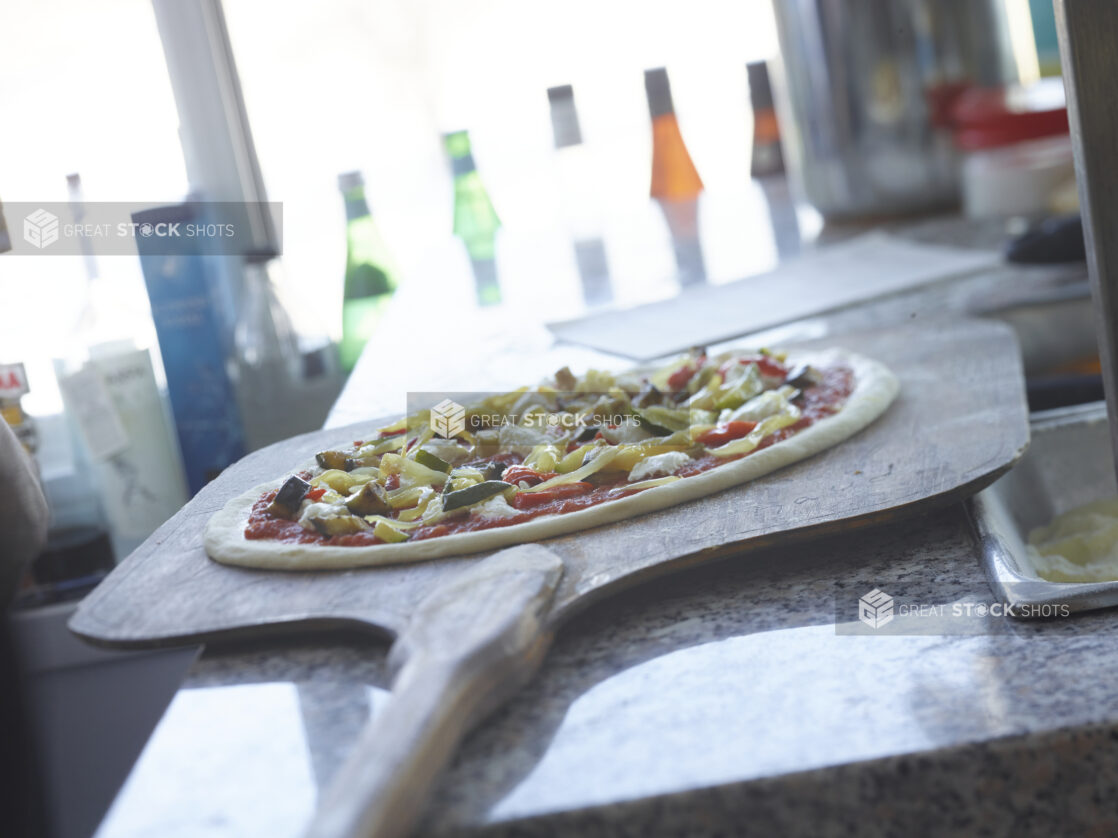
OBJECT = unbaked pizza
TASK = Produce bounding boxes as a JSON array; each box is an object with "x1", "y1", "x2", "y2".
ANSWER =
[{"x1": 205, "y1": 346, "x2": 898, "y2": 569}]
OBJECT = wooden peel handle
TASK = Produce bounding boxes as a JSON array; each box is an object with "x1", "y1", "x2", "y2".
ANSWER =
[{"x1": 304, "y1": 546, "x2": 564, "y2": 838}]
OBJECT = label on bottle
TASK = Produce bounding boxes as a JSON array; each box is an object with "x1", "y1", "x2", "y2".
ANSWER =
[
  {"x1": 57, "y1": 364, "x2": 129, "y2": 461},
  {"x1": 0, "y1": 362, "x2": 29, "y2": 400},
  {"x1": 60, "y1": 348, "x2": 189, "y2": 557}
]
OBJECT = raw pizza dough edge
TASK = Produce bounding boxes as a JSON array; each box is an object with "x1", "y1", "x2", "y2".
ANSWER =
[{"x1": 204, "y1": 349, "x2": 899, "y2": 570}]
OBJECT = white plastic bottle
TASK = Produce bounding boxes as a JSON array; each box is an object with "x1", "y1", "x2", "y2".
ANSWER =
[{"x1": 54, "y1": 174, "x2": 188, "y2": 561}]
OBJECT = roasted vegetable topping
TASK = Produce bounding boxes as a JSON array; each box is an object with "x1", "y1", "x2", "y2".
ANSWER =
[
  {"x1": 316, "y1": 450, "x2": 353, "y2": 471},
  {"x1": 308, "y1": 510, "x2": 370, "y2": 536},
  {"x1": 252, "y1": 345, "x2": 839, "y2": 545},
  {"x1": 634, "y1": 404, "x2": 691, "y2": 434},
  {"x1": 554, "y1": 366, "x2": 578, "y2": 391},
  {"x1": 266, "y1": 475, "x2": 312, "y2": 518},
  {"x1": 667, "y1": 360, "x2": 700, "y2": 391},
  {"x1": 511, "y1": 482, "x2": 593, "y2": 509},
  {"x1": 575, "y1": 425, "x2": 601, "y2": 442},
  {"x1": 785, "y1": 363, "x2": 822, "y2": 389},
  {"x1": 502, "y1": 465, "x2": 558, "y2": 487},
  {"x1": 477, "y1": 461, "x2": 508, "y2": 481},
  {"x1": 633, "y1": 380, "x2": 663, "y2": 408},
  {"x1": 373, "y1": 519, "x2": 409, "y2": 543},
  {"x1": 442, "y1": 480, "x2": 514, "y2": 513},
  {"x1": 695, "y1": 421, "x2": 758, "y2": 447},
  {"x1": 415, "y1": 449, "x2": 452, "y2": 474},
  {"x1": 345, "y1": 482, "x2": 391, "y2": 516}
]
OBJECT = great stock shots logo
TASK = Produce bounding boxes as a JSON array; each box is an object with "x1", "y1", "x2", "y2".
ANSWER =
[
  {"x1": 430, "y1": 399, "x2": 466, "y2": 439},
  {"x1": 5, "y1": 201, "x2": 282, "y2": 255},
  {"x1": 23, "y1": 209, "x2": 59, "y2": 249},
  {"x1": 858, "y1": 589, "x2": 895, "y2": 629}
]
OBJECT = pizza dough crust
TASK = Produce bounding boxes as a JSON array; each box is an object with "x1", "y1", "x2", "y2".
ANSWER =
[{"x1": 205, "y1": 349, "x2": 899, "y2": 570}]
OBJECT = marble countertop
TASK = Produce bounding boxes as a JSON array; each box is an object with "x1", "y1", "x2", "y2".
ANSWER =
[
  {"x1": 95, "y1": 503, "x2": 1118, "y2": 837},
  {"x1": 92, "y1": 214, "x2": 1107, "y2": 837}
]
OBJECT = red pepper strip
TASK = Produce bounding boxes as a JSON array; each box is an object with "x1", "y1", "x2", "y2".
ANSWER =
[
  {"x1": 667, "y1": 353, "x2": 709, "y2": 391},
  {"x1": 511, "y1": 482, "x2": 593, "y2": 509},
  {"x1": 502, "y1": 465, "x2": 558, "y2": 487},
  {"x1": 731, "y1": 355, "x2": 787, "y2": 378},
  {"x1": 718, "y1": 357, "x2": 788, "y2": 379},
  {"x1": 306, "y1": 486, "x2": 327, "y2": 502},
  {"x1": 353, "y1": 440, "x2": 364, "y2": 447},
  {"x1": 667, "y1": 362, "x2": 698, "y2": 390},
  {"x1": 696, "y1": 420, "x2": 758, "y2": 447},
  {"x1": 378, "y1": 428, "x2": 406, "y2": 437}
]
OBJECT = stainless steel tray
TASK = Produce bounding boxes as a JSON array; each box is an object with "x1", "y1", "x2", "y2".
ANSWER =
[{"x1": 968, "y1": 402, "x2": 1118, "y2": 617}]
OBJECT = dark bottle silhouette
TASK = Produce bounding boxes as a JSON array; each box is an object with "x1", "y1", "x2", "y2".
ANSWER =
[{"x1": 548, "y1": 84, "x2": 614, "y2": 307}]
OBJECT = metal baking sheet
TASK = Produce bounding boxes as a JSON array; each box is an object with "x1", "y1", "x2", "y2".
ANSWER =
[{"x1": 968, "y1": 402, "x2": 1118, "y2": 616}]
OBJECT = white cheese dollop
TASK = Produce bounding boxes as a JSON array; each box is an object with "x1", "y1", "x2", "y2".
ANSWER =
[
  {"x1": 629, "y1": 451, "x2": 692, "y2": 483},
  {"x1": 471, "y1": 493, "x2": 520, "y2": 520},
  {"x1": 297, "y1": 501, "x2": 347, "y2": 531},
  {"x1": 497, "y1": 424, "x2": 551, "y2": 456}
]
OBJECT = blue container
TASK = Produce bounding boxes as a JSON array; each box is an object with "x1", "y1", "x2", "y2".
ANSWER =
[{"x1": 134, "y1": 203, "x2": 246, "y2": 494}]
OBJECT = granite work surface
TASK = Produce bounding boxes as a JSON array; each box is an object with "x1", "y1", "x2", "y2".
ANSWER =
[{"x1": 94, "y1": 502, "x2": 1118, "y2": 838}]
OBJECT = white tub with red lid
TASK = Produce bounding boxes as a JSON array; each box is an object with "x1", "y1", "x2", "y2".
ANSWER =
[{"x1": 953, "y1": 79, "x2": 1074, "y2": 219}]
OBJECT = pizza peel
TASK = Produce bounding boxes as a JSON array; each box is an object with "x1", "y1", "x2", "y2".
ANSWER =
[{"x1": 70, "y1": 317, "x2": 1028, "y2": 838}]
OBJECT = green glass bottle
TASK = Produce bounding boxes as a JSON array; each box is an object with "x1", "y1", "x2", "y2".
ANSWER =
[
  {"x1": 338, "y1": 171, "x2": 399, "y2": 371},
  {"x1": 444, "y1": 131, "x2": 502, "y2": 306}
]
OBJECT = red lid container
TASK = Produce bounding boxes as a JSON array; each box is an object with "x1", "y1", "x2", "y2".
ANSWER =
[{"x1": 952, "y1": 78, "x2": 1069, "y2": 151}]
